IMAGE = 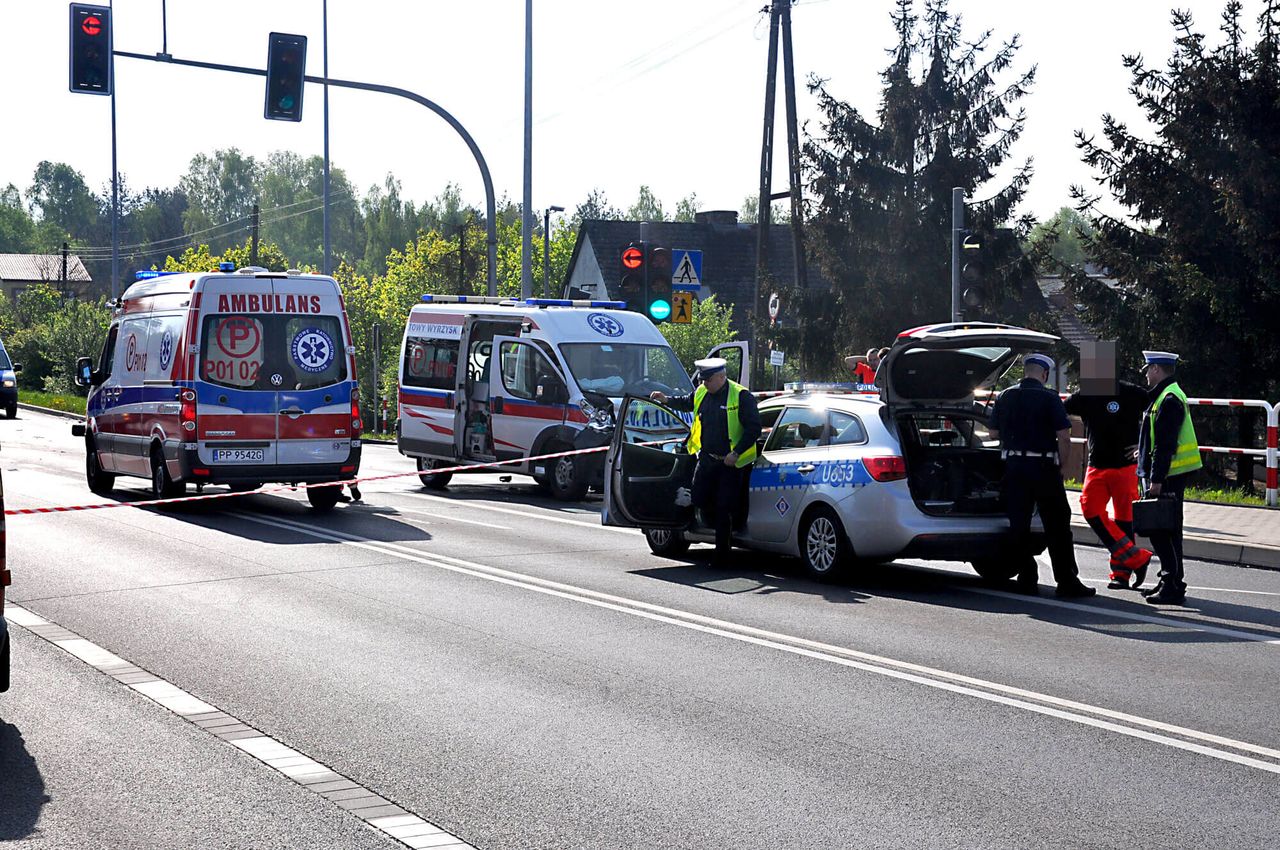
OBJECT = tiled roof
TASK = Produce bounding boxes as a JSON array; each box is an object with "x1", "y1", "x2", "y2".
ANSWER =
[{"x1": 0, "y1": 253, "x2": 92, "y2": 283}]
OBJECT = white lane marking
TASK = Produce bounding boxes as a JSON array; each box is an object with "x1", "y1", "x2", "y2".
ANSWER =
[
  {"x1": 1077, "y1": 577, "x2": 1280, "y2": 598},
  {"x1": 233, "y1": 513, "x2": 1280, "y2": 776},
  {"x1": 399, "y1": 491, "x2": 642, "y2": 535},
  {"x1": 877, "y1": 559, "x2": 1280, "y2": 645},
  {"x1": 4, "y1": 603, "x2": 475, "y2": 849},
  {"x1": 395, "y1": 507, "x2": 512, "y2": 531}
]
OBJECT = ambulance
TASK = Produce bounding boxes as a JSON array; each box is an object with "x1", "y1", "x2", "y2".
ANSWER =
[
  {"x1": 397, "y1": 296, "x2": 747, "y2": 500},
  {"x1": 72, "y1": 264, "x2": 362, "y2": 511}
]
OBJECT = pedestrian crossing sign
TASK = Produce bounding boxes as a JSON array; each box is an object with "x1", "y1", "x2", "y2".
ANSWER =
[
  {"x1": 672, "y1": 250, "x2": 702, "y2": 289},
  {"x1": 671, "y1": 291, "x2": 694, "y2": 324}
]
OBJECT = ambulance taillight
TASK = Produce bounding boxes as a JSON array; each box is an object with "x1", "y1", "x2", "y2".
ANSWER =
[
  {"x1": 351, "y1": 388, "x2": 362, "y2": 435},
  {"x1": 180, "y1": 389, "x2": 197, "y2": 432}
]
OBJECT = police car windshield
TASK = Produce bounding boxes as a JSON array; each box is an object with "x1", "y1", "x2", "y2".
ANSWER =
[
  {"x1": 200, "y1": 314, "x2": 347, "y2": 391},
  {"x1": 559, "y1": 343, "x2": 693, "y2": 398}
]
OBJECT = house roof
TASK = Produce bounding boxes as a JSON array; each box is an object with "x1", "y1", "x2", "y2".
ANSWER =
[
  {"x1": 0, "y1": 253, "x2": 92, "y2": 283},
  {"x1": 564, "y1": 218, "x2": 826, "y2": 315}
]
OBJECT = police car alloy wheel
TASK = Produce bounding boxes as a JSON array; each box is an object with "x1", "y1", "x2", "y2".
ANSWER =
[
  {"x1": 417, "y1": 457, "x2": 452, "y2": 490},
  {"x1": 800, "y1": 507, "x2": 851, "y2": 579},
  {"x1": 644, "y1": 528, "x2": 690, "y2": 557}
]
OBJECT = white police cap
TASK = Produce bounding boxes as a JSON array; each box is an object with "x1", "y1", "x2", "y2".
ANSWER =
[
  {"x1": 694, "y1": 357, "x2": 728, "y2": 378},
  {"x1": 1142, "y1": 350, "x2": 1179, "y2": 368},
  {"x1": 1023, "y1": 353, "x2": 1055, "y2": 372}
]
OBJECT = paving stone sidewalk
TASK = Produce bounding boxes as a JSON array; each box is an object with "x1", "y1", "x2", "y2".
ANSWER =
[{"x1": 1066, "y1": 491, "x2": 1280, "y2": 569}]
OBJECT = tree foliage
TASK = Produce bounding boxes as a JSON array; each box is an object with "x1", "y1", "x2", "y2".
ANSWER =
[
  {"x1": 1069, "y1": 0, "x2": 1280, "y2": 407},
  {"x1": 660, "y1": 295, "x2": 737, "y2": 372},
  {"x1": 1026, "y1": 206, "x2": 1095, "y2": 272},
  {"x1": 801, "y1": 0, "x2": 1041, "y2": 374}
]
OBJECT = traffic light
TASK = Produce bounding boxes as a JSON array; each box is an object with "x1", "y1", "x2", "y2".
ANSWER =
[
  {"x1": 960, "y1": 231, "x2": 988, "y2": 312},
  {"x1": 69, "y1": 4, "x2": 112, "y2": 96},
  {"x1": 647, "y1": 245, "x2": 672, "y2": 323},
  {"x1": 264, "y1": 33, "x2": 308, "y2": 121},
  {"x1": 619, "y1": 241, "x2": 646, "y2": 311}
]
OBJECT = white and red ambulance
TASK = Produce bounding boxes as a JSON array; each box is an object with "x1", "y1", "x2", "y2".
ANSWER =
[
  {"x1": 397, "y1": 296, "x2": 747, "y2": 501},
  {"x1": 73, "y1": 265, "x2": 362, "y2": 510}
]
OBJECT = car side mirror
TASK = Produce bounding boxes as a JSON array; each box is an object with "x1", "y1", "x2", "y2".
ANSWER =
[
  {"x1": 11, "y1": 363, "x2": 20, "y2": 374},
  {"x1": 75, "y1": 357, "x2": 93, "y2": 388}
]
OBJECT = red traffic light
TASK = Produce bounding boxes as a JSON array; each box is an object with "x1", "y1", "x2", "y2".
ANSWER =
[
  {"x1": 81, "y1": 15, "x2": 102, "y2": 36},
  {"x1": 621, "y1": 246, "x2": 643, "y2": 270}
]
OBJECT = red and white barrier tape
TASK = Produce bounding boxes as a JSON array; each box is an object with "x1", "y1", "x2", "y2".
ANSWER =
[{"x1": 4, "y1": 443, "x2": 615, "y2": 517}]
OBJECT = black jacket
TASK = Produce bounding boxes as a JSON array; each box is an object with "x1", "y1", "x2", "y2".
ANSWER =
[{"x1": 1138, "y1": 376, "x2": 1187, "y2": 485}]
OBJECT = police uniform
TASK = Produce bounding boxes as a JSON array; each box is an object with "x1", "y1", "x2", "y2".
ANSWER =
[
  {"x1": 990, "y1": 354, "x2": 1095, "y2": 597},
  {"x1": 1064, "y1": 381, "x2": 1152, "y2": 589},
  {"x1": 1137, "y1": 351, "x2": 1201, "y2": 605},
  {"x1": 663, "y1": 358, "x2": 761, "y2": 565}
]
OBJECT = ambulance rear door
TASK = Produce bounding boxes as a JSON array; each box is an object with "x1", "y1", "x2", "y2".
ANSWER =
[
  {"x1": 194, "y1": 277, "x2": 279, "y2": 467},
  {"x1": 272, "y1": 276, "x2": 355, "y2": 465}
]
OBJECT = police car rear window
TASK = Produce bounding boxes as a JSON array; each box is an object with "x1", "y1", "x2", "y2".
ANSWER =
[{"x1": 200, "y1": 314, "x2": 346, "y2": 391}]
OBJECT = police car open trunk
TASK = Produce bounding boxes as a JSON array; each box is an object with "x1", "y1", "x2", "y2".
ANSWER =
[{"x1": 879, "y1": 323, "x2": 1060, "y2": 517}]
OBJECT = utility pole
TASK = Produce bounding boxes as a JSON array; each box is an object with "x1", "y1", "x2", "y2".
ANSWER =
[
  {"x1": 109, "y1": 0, "x2": 119, "y2": 301},
  {"x1": 250, "y1": 202, "x2": 260, "y2": 266},
  {"x1": 754, "y1": 1, "x2": 807, "y2": 382},
  {"x1": 543, "y1": 205, "x2": 563, "y2": 298},
  {"x1": 61, "y1": 241, "x2": 69, "y2": 282},
  {"x1": 322, "y1": 0, "x2": 332, "y2": 276},
  {"x1": 951, "y1": 187, "x2": 964, "y2": 322},
  {"x1": 521, "y1": 0, "x2": 534, "y2": 299}
]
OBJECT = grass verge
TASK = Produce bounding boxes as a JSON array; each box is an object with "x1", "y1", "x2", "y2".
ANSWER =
[
  {"x1": 1065, "y1": 478, "x2": 1269, "y2": 508},
  {"x1": 20, "y1": 391, "x2": 86, "y2": 415}
]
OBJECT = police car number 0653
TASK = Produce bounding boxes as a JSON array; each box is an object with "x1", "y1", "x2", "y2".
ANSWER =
[{"x1": 211, "y1": 448, "x2": 266, "y2": 463}]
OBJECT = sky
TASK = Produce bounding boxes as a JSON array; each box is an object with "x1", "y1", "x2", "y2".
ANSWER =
[{"x1": 0, "y1": 0, "x2": 1250, "y2": 230}]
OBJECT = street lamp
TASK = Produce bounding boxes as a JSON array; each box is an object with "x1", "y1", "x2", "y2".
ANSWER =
[{"x1": 543, "y1": 205, "x2": 565, "y2": 297}]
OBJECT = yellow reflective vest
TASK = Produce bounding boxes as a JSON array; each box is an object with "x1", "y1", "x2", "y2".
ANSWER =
[
  {"x1": 1148, "y1": 382, "x2": 1202, "y2": 478},
  {"x1": 687, "y1": 381, "x2": 757, "y2": 468}
]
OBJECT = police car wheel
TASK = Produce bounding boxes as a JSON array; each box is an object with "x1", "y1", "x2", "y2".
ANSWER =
[
  {"x1": 644, "y1": 528, "x2": 690, "y2": 557},
  {"x1": 544, "y1": 444, "x2": 588, "y2": 502},
  {"x1": 800, "y1": 507, "x2": 851, "y2": 580},
  {"x1": 970, "y1": 556, "x2": 1021, "y2": 582},
  {"x1": 86, "y1": 443, "x2": 115, "y2": 495},
  {"x1": 307, "y1": 484, "x2": 343, "y2": 511},
  {"x1": 417, "y1": 457, "x2": 452, "y2": 490}
]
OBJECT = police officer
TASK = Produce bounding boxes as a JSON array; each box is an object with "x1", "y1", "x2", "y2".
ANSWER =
[
  {"x1": 1137, "y1": 351, "x2": 1201, "y2": 605},
  {"x1": 989, "y1": 353, "x2": 1096, "y2": 597},
  {"x1": 652, "y1": 358, "x2": 761, "y2": 567}
]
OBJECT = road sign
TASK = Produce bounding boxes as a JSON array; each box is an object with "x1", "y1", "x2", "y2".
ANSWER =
[
  {"x1": 671, "y1": 291, "x2": 694, "y2": 324},
  {"x1": 672, "y1": 250, "x2": 702, "y2": 288},
  {"x1": 769, "y1": 350, "x2": 785, "y2": 367},
  {"x1": 768, "y1": 292, "x2": 780, "y2": 321}
]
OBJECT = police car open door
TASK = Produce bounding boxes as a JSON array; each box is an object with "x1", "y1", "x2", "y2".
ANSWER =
[{"x1": 602, "y1": 396, "x2": 696, "y2": 529}]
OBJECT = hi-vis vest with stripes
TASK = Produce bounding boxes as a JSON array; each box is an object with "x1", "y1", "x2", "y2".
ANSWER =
[
  {"x1": 687, "y1": 381, "x2": 757, "y2": 468},
  {"x1": 1149, "y1": 382, "x2": 1202, "y2": 477}
]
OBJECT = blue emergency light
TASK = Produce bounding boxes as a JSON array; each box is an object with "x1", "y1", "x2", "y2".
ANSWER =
[
  {"x1": 525, "y1": 299, "x2": 628, "y2": 309},
  {"x1": 133, "y1": 270, "x2": 180, "y2": 281}
]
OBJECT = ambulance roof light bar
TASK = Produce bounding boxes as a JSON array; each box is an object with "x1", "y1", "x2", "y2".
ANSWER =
[
  {"x1": 524, "y1": 298, "x2": 628, "y2": 309},
  {"x1": 134, "y1": 270, "x2": 181, "y2": 281},
  {"x1": 218, "y1": 262, "x2": 236, "y2": 272},
  {"x1": 420, "y1": 294, "x2": 522, "y2": 305}
]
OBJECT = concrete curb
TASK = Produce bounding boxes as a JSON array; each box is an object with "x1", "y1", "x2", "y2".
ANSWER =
[
  {"x1": 1070, "y1": 519, "x2": 1280, "y2": 571},
  {"x1": 17, "y1": 402, "x2": 84, "y2": 421}
]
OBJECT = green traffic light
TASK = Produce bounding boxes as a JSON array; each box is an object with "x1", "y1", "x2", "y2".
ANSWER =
[{"x1": 649, "y1": 299, "x2": 671, "y2": 320}]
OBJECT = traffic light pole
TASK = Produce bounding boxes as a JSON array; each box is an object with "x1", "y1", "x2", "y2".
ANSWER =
[
  {"x1": 109, "y1": 48, "x2": 119, "y2": 301},
  {"x1": 951, "y1": 187, "x2": 964, "y2": 323},
  {"x1": 112, "y1": 50, "x2": 500, "y2": 296}
]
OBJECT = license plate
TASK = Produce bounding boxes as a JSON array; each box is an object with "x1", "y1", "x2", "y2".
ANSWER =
[{"x1": 211, "y1": 448, "x2": 265, "y2": 463}]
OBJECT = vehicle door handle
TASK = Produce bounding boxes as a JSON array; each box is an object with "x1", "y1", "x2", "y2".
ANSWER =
[
  {"x1": 797, "y1": 464, "x2": 817, "y2": 474},
  {"x1": 278, "y1": 407, "x2": 305, "y2": 418}
]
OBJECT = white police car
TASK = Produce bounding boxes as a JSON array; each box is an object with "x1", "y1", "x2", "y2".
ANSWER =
[{"x1": 603, "y1": 323, "x2": 1057, "y2": 579}]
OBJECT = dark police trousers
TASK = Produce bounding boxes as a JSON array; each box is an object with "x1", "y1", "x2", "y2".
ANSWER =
[
  {"x1": 1003, "y1": 456, "x2": 1082, "y2": 584},
  {"x1": 1147, "y1": 476, "x2": 1188, "y2": 592},
  {"x1": 692, "y1": 455, "x2": 745, "y2": 556}
]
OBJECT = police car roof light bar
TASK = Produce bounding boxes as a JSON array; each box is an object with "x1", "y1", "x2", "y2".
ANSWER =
[{"x1": 783, "y1": 382, "x2": 869, "y2": 394}]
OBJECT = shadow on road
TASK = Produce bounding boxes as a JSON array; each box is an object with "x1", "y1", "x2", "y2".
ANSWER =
[{"x1": 0, "y1": 720, "x2": 49, "y2": 841}]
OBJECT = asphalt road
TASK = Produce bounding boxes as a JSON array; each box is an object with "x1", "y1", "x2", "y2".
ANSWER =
[{"x1": 3, "y1": 410, "x2": 1278, "y2": 849}]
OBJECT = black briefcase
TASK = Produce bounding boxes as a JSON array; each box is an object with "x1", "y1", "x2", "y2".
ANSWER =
[{"x1": 1132, "y1": 497, "x2": 1179, "y2": 536}]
